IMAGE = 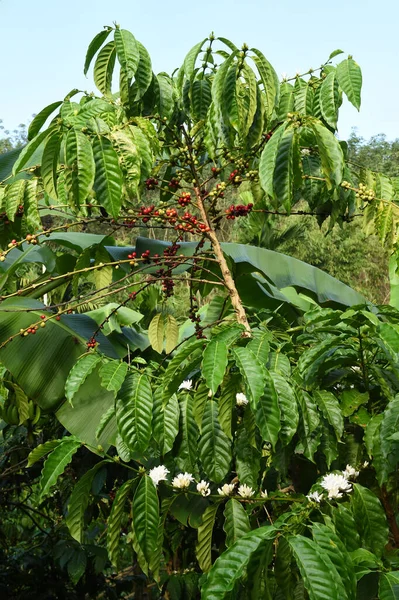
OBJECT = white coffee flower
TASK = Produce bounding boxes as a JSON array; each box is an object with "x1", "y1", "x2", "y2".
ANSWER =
[
  {"x1": 306, "y1": 491, "x2": 323, "y2": 503},
  {"x1": 236, "y1": 392, "x2": 249, "y2": 406},
  {"x1": 172, "y1": 472, "x2": 194, "y2": 489},
  {"x1": 196, "y1": 480, "x2": 210, "y2": 497},
  {"x1": 342, "y1": 464, "x2": 359, "y2": 480},
  {"x1": 178, "y1": 379, "x2": 193, "y2": 391},
  {"x1": 363, "y1": 461, "x2": 369, "y2": 468},
  {"x1": 148, "y1": 465, "x2": 169, "y2": 486},
  {"x1": 300, "y1": 148, "x2": 311, "y2": 156},
  {"x1": 217, "y1": 483, "x2": 235, "y2": 496},
  {"x1": 320, "y1": 473, "x2": 352, "y2": 499},
  {"x1": 238, "y1": 484, "x2": 255, "y2": 498},
  {"x1": 260, "y1": 490, "x2": 268, "y2": 499}
]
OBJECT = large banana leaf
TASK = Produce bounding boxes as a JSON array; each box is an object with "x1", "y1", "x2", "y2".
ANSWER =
[
  {"x1": 0, "y1": 298, "x2": 118, "y2": 410},
  {"x1": 134, "y1": 237, "x2": 368, "y2": 309}
]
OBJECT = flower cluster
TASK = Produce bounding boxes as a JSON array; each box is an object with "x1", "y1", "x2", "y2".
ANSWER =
[
  {"x1": 236, "y1": 392, "x2": 249, "y2": 406},
  {"x1": 307, "y1": 464, "x2": 359, "y2": 502},
  {"x1": 178, "y1": 379, "x2": 193, "y2": 391},
  {"x1": 148, "y1": 465, "x2": 169, "y2": 486},
  {"x1": 171, "y1": 472, "x2": 194, "y2": 489},
  {"x1": 196, "y1": 480, "x2": 211, "y2": 497}
]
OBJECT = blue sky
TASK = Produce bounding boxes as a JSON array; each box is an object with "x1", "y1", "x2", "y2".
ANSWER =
[{"x1": 1, "y1": 0, "x2": 398, "y2": 141}]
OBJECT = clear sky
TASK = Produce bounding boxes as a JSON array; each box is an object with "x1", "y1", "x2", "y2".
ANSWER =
[{"x1": 1, "y1": 0, "x2": 398, "y2": 142}]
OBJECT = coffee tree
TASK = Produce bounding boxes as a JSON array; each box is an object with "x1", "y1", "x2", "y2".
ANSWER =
[{"x1": 1, "y1": 25, "x2": 399, "y2": 599}]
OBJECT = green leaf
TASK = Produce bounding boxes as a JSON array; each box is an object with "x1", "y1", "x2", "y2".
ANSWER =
[
  {"x1": 270, "y1": 372, "x2": 299, "y2": 446},
  {"x1": 351, "y1": 483, "x2": 389, "y2": 557},
  {"x1": 192, "y1": 383, "x2": 209, "y2": 431},
  {"x1": 92, "y1": 135, "x2": 123, "y2": 218},
  {"x1": 107, "y1": 478, "x2": 135, "y2": 567},
  {"x1": 231, "y1": 347, "x2": 265, "y2": 409},
  {"x1": 336, "y1": 58, "x2": 362, "y2": 110},
  {"x1": 329, "y1": 49, "x2": 344, "y2": 60},
  {"x1": 94, "y1": 245, "x2": 112, "y2": 290},
  {"x1": 312, "y1": 522, "x2": 356, "y2": 600},
  {"x1": 5, "y1": 180, "x2": 26, "y2": 221},
  {"x1": 202, "y1": 340, "x2": 228, "y2": 395},
  {"x1": 320, "y1": 71, "x2": 339, "y2": 129},
  {"x1": 192, "y1": 79, "x2": 212, "y2": 122},
  {"x1": 183, "y1": 38, "x2": 207, "y2": 82},
  {"x1": 247, "y1": 331, "x2": 270, "y2": 365},
  {"x1": 27, "y1": 439, "x2": 63, "y2": 467},
  {"x1": 379, "y1": 572, "x2": 399, "y2": 600},
  {"x1": 332, "y1": 504, "x2": 361, "y2": 552},
  {"x1": 310, "y1": 119, "x2": 344, "y2": 189},
  {"x1": 255, "y1": 368, "x2": 280, "y2": 450},
  {"x1": 99, "y1": 361, "x2": 128, "y2": 393},
  {"x1": 165, "y1": 314, "x2": 179, "y2": 354},
  {"x1": 153, "y1": 391, "x2": 179, "y2": 455},
  {"x1": 41, "y1": 132, "x2": 62, "y2": 199},
  {"x1": 162, "y1": 338, "x2": 205, "y2": 401},
  {"x1": 199, "y1": 400, "x2": 231, "y2": 483},
  {"x1": 28, "y1": 102, "x2": 62, "y2": 140},
  {"x1": 66, "y1": 461, "x2": 108, "y2": 543},
  {"x1": 251, "y1": 48, "x2": 280, "y2": 122},
  {"x1": 64, "y1": 129, "x2": 95, "y2": 209},
  {"x1": 223, "y1": 499, "x2": 250, "y2": 548},
  {"x1": 176, "y1": 396, "x2": 199, "y2": 474},
  {"x1": 289, "y1": 535, "x2": 344, "y2": 600},
  {"x1": 380, "y1": 394, "x2": 399, "y2": 467},
  {"x1": 132, "y1": 476, "x2": 159, "y2": 564},
  {"x1": 12, "y1": 128, "x2": 52, "y2": 174},
  {"x1": 84, "y1": 28, "x2": 112, "y2": 75},
  {"x1": 201, "y1": 525, "x2": 276, "y2": 599},
  {"x1": 148, "y1": 313, "x2": 165, "y2": 353},
  {"x1": 218, "y1": 376, "x2": 238, "y2": 440},
  {"x1": 259, "y1": 124, "x2": 286, "y2": 197},
  {"x1": 196, "y1": 503, "x2": 219, "y2": 572},
  {"x1": 131, "y1": 41, "x2": 153, "y2": 101},
  {"x1": 95, "y1": 405, "x2": 115, "y2": 440},
  {"x1": 114, "y1": 29, "x2": 139, "y2": 79},
  {"x1": 67, "y1": 548, "x2": 87, "y2": 585},
  {"x1": 94, "y1": 42, "x2": 116, "y2": 95},
  {"x1": 39, "y1": 438, "x2": 81, "y2": 501},
  {"x1": 65, "y1": 353, "x2": 102, "y2": 405},
  {"x1": 116, "y1": 372, "x2": 153, "y2": 453},
  {"x1": 313, "y1": 390, "x2": 343, "y2": 439},
  {"x1": 273, "y1": 125, "x2": 300, "y2": 213}
]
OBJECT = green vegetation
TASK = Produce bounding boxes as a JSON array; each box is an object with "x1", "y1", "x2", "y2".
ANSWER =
[{"x1": 0, "y1": 25, "x2": 399, "y2": 600}]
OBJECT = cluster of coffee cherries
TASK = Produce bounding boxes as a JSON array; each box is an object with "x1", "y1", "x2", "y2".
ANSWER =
[
  {"x1": 229, "y1": 170, "x2": 241, "y2": 185},
  {"x1": 177, "y1": 192, "x2": 191, "y2": 207},
  {"x1": 127, "y1": 251, "x2": 137, "y2": 266},
  {"x1": 168, "y1": 178, "x2": 180, "y2": 190},
  {"x1": 225, "y1": 203, "x2": 254, "y2": 220},
  {"x1": 122, "y1": 218, "x2": 137, "y2": 228},
  {"x1": 25, "y1": 234, "x2": 39, "y2": 244},
  {"x1": 145, "y1": 178, "x2": 159, "y2": 190},
  {"x1": 138, "y1": 205, "x2": 155, "y2": 223},
  {"x1": 176, "y1": 212, "x2": 210, "y2": 234},
  {"x1": 87, "y1": 337, "x2": 97, "y2": 349}
]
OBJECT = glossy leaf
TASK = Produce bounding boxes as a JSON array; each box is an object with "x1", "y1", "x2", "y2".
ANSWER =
[
  {"x1": 351, "y1": 483, "x2": 389, "y2": 557},
  {"x1": 259, "y1": 124, "x2": 286, "y2": 197},
  {"x1": 153, "y1": 391, "x2": 179, "y2": 455},
  {"x1": 84, "y1": 28, "x2": 112, "y2": 75},
  {"x1": 107, "y1": 478, "x2": 135, "y2": 567},
  {"x1": 255, "y1": 368, "x2": 280, "y2": 449},
  {"x1": 201, "y1": 526, "x2": 276, "y2": 600},
  {"x1": 65, "y1": 353, "x2": 102, "y2": 405},
  {"x1": 92, "y1": 135, "x2": 123, "y2": 218},
  {"x1": 271, "y1": 372, "x2": 299, "y2": 446},
  {"x1": 199, "y1": 400, "x2": 231, "y2": 483},
  {"x1": 27, "y1": 439, "x2": 63, "y2": 467},
  {"x1": 231, "y1": 346, "x2": 265, "y2": 409},
  {"x1": 313, "y1": 390, "x2": 343, "y2": 439},
  {"x1": 94, "y1": 42, "x2": 116, "y2": 95},
  {"x1": 28, "y1": 102, "x2": 62, "y2": 140},
  {"x1": 336, "y1": 58, "x2": 362, "y2": 110},
  {"x1": 114, "y1": 28, "x2": 139, "y2": 79},
  {"x1": 196, "y1": 503, "x2": 219, "y2": 572},
  {"x1": 66, "y1": 461, "x2": 108, "y2": 543},
  {"x1": 289, "y1": 535, "x2": 344, "y2": 600},
  {"x1": 115, "y1": 372, "x2": 153, "y2": 453},
  {"x1": 379, "y1": 572, "x2": 399, "y2": 600},
  {"x1": 320, "y1": 71, "x2": 339, "y2": 129},
  {"x1": 64, "y1": 129, "x2": 95, "y2": 209},
  {"x1": 177, "y1": 396, "x2": 199, "y2": 474},
  {"x1": 99, "y1": 361, "x2": 128, "y2": 393},
  {"x1": 310, "y1": 118, "x2": 344, "y2": 189},
  {"x1": 202, "y1": 340, "x2": 228, "y2": 394},
  {"x1": 132, "y1": 476, "x2": 159, "y2": 564},
  {"x1": 41, "y1": 132, "x2": 62, "y2": 199},
  {"x1": 39, "y1": 438, "x2": 81, "y2": 501},
  {"x1": 223, "y1": 499, "x2": 250, "y2": 548}
]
